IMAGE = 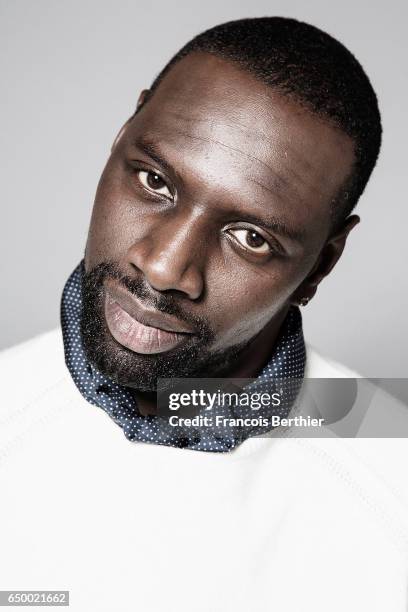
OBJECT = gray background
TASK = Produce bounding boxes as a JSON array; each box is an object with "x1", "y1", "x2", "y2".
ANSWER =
[{"x1": 0, "y1": 0, "x2": 407, "y2": 377}]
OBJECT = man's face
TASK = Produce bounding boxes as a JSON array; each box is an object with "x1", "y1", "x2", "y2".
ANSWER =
[{"x1": 83, "y1": 52, "x2": 355, "y2": 390}]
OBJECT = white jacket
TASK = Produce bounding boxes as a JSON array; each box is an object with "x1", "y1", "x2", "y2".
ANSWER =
[{"x1": 0, "y1": 329, "x2": 407, "y2": 611}]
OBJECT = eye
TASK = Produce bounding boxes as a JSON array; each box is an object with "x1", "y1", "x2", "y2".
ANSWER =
[
  {"x1": 228, "y1": 229, "x2": 271, "y2": 254},
  {"x1": 137, "y1": 170, "x2": 172, "y2": 199}
]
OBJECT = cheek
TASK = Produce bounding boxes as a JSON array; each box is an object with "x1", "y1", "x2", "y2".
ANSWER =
[
  {"x1": 86, "y1": 164, "x2": 148, "y2": 267},
  {"x1": 205, "y1": 260, "x2": 304, "y2": 348}
]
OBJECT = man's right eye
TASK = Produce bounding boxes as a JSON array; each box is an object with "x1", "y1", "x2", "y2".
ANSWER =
[{"x1": 136, "y1": 170, "x2": 172, "y2": 199}]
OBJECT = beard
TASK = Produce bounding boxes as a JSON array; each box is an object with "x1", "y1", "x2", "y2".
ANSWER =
[{"x1": 80, "y1": 261, "x2": 250, "y2": 391}]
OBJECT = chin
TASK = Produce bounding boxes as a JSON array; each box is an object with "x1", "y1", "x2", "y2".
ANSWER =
[{"x1": 81, "y1": 323, "x2": 247, "y2": 391}]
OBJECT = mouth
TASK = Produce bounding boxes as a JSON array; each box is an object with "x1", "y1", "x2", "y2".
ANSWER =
[{"x1": 104, "y1": 281, "x2": 195, "y2": 355}]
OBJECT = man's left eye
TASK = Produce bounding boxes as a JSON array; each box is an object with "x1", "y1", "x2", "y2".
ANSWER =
[
  {"x1": 137, "y1": 170, "x2": 172, "y2": 198},
  {"x1": 228, "y1": 229, "x2": 271, "y2": 254}
]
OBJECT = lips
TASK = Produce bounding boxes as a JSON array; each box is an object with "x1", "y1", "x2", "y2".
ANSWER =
[{"x1": 104, "y1": 281, "x2": 194, "y2": 355}]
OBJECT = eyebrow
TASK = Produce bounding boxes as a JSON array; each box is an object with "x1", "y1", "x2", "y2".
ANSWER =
[
  {"x1": 132, "y1": 136, "x2": 180, "y2": 180},
  {"x1": 132, "y1": 135, "x2": 305, "y2": 244},
  {"x1": 234, "y1": 212, "x2": 306, "y2": 243}
]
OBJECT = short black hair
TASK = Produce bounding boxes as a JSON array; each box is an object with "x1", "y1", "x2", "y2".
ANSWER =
[{"x1": 150, "y1": 17, "x2": 382, "y2": 229}]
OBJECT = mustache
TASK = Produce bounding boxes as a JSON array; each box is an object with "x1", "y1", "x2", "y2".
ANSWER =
[{"x1": 82, "y1": 261, "x2": 214, "y2": 341}]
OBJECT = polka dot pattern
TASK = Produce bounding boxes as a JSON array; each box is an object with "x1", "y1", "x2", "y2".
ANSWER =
[{"x1": 61, "y1": 263, "x2": 306, "y2": 452}]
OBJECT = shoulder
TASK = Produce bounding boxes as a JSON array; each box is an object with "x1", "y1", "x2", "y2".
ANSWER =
[
  {"x1": 0, "y1": 328, "x2": 64, "y2": 361},
  {"x1": 0, "y1": 329, "x2": 68, "y2": 414},
  {"x1": 0, "y1": 327, "x2": 65, "y2": 377},
  {"x1": 304, "y1": 343, "x2": 361, "y2": 378},
  {"x1": 302, "y1": 344, "x2": 408, "y2": 518}
]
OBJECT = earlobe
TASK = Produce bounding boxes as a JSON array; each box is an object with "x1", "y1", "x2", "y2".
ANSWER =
[{"x1": 291, "y1": 214, "x2": 360, "y2": 307}]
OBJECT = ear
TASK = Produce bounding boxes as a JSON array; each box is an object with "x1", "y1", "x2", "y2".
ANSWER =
[
  {"x1": 110, "y1": 89, "x2": 151, "y2": 152},
  {"x1": 136, "y1": 88, "x2": 151, "y2": 110},
  {"x1": 292, "y1": 215, "x2": 360, "y2": 306}
]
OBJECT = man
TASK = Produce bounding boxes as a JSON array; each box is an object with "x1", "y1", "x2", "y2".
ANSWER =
[{"x1": 1, "y1": 17, "x2": 407, "y2": 611}]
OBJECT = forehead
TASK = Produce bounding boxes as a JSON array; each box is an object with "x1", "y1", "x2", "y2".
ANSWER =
[{"x1": 128, "y1": 53, "x2": 354, "y2": 231}]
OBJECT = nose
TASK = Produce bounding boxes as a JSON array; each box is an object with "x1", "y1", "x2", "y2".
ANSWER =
[{"x1": 126, "y1": 212, "x2": 206, "y2": 300}]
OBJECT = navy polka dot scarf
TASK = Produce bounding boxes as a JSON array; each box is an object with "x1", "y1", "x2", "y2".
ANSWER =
[{"x1": 61, "y1": 263, "x2": 306, "y2": 452}]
